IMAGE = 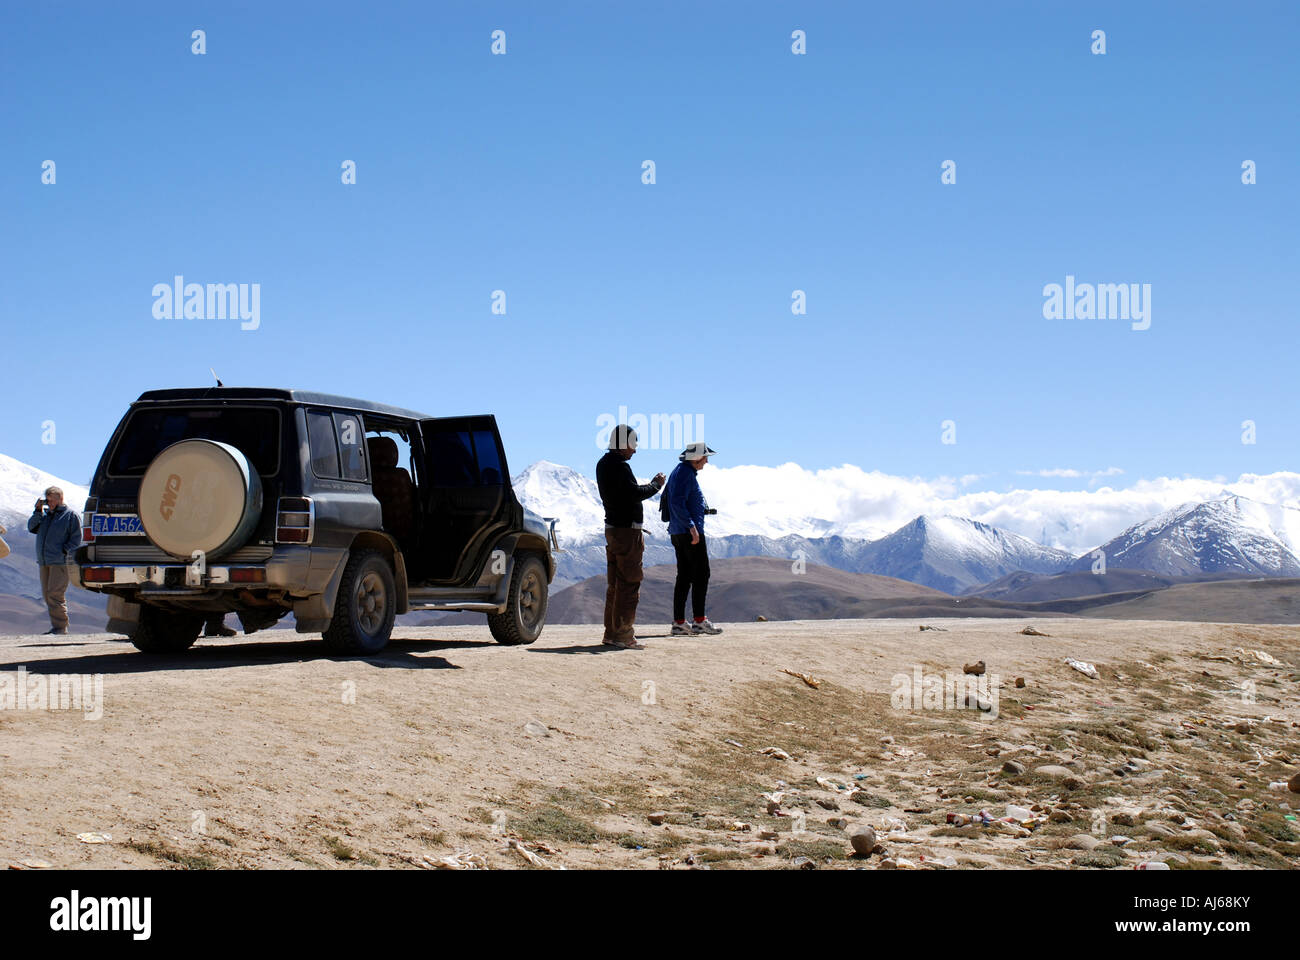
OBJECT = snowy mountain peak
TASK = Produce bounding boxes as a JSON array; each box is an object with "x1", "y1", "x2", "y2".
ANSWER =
[
  {"x1": 511, "y1": 460, "x2": 606, "y2": 538},
  {"x1": 862, "y1": 513, "x2": 1073, "y2": 592},
  {"x1": 0, "y1": 453, "x2": 90, "y2": 529},
  {"x1": 1074, "y1": 494, "x2": 1300, "y2": 577}
]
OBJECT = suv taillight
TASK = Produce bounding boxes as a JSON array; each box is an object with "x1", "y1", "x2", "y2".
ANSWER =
[
  {"x1": 83, "y1": 497, "x2": 98, "y2": 542},
  {"x1": 276, "y1": 496, "x2": 313, "y2": 544}
]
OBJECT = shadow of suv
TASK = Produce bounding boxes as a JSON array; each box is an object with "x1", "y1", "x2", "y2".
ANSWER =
[{"x1": 75, "y1": 387, "x2": 558, "y2": 655}]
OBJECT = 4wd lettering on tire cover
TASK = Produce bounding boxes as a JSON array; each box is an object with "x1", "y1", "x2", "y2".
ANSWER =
[{"x1": 160, "y1": 474, "x2": 182, "y2": 520}]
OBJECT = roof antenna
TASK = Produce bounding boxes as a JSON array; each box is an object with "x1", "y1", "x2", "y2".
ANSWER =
[{"x1": 210, "y1": 367, "x2": 224, "y2": 387}]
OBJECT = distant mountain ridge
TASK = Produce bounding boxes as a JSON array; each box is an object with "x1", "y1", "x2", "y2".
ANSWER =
[
  {"x1": 513, "y1": 462, "x2": 1075, "y2": 592},
  {"x1": 1067, "y1": 495, "x2": 1300, "y2": 578},
  {"x1": 3, "y1": 453, "x2": 1299, "y2": 635},
  {"x1": 851, "y1": 515, "x2": 1074, "y2": 594},
  {"x1": 511, "y1": 462, "x2": 1300, "y2": 593}
]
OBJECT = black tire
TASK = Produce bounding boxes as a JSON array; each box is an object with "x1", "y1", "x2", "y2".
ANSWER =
[
  {"x1": 132, "y1": 606, "x2": 204, "y2": 654},
  {"x1": 323, "y1": 549, "x2": 396, "y2": 655},
  {"x1": 488, "y1": 553, "x2": 548, "y2": 646}
]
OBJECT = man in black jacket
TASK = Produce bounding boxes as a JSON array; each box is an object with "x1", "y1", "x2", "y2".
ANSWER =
[{"x1": 596, "y1": 425, "x2": 664, "y2": 648}]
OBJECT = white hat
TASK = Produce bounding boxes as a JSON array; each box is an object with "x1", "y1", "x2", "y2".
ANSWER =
[{"x1": 679, "y1": 442, "x2": 716, "y2": 461}]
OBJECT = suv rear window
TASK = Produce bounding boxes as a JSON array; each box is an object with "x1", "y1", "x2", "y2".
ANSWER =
[{"x1": 109, "y1": 406, "x2": 281, "y2": 476}]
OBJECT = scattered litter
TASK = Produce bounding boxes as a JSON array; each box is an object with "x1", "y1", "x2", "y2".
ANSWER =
[
  {"x1": 1268, "y1": 781, "x2": 1290, "y2": 792},
  {"x1": 16, "y1": 859, "x2": 52, "y2": 869},
  {"x1": 432, "y1": 850, "x2": 487, "y2": 870},
  {"x1": 920, "y1": 854, "x2": 957, "y2": 868},
  {"x1": 1236, "y1": 647, "x2": 1282, "y2": 666},
  {"x1": 946, "y1": 811, "x2": 993, "y2": 827},
  {"x1": 1020, "y1": 627, "x2": 1050, "y2": 636},
  {"x1": 1065, "y1": 657, "x2": 1099, "y2": 679},
  {"x1": 76, "y1": 833, "x2": 112, "y2": 844},
  {"x1": 759, "y1": 747, "x2": 792, "y2": 761},
  {"x1": 506, "y1": 838, "x2": 563, "y2": 869},
  {"x1": 523, "y1": 721, "x2": 550, "y2": 737},
  {"x1": 816, "y1": 777, "x2": 847, "y2": 792},
  {"x1": 723, "y1": 739, "x2": 743, "y2": 749},
  {"x1": 755, "y1": 615, "x2": 768, "y2": 622},
  {"x1": 919, "y1": 625, "x2": 947, "y2": 632},
  {"x1": 781, "y1": 668, "x2": 822, "y2": 689},
  {"x1": 1135, "y1": 861, "x2": 1171, "y2": 871}
]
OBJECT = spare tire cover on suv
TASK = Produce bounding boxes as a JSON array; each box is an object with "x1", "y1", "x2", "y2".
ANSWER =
[{"x1": 138, "y1": 439, "x2": 264, "y2": 561}]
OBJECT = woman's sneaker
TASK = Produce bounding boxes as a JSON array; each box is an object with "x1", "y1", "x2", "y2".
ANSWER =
[
  {"x1": 691, "y1": 619, "x2": 723, "y2": 636},
  {"x1": 670, "y1": 622, "x2": 693, "y2": 636}
]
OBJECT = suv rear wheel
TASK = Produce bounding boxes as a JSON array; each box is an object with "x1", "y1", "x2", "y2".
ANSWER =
[
  {"x1": 323, "y1": 549, "x2": 396, "y2": 654},
  {"x1": 488, "y1": 553, "x2": 548, "y2": 646},
  {"x1": 132, "y1": 606, "x2": 204, "y2": 654}
]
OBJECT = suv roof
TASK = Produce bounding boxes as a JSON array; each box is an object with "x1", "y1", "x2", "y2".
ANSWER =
[{"x1": 134, "y1": 387, "x2": 435, "y2": 422}]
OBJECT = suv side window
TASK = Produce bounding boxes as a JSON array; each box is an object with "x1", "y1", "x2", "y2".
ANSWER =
[
  {"x1": 333, "y1": 412, "x2": 368, "y2": 481},
  {"x1": 427, "y1": 430, "x2": 476, "y2": 487},
  {"x1": 307, "y1": 410, "x2": 341, "y2": 478},
  {"x1": 472, "y1": 430, "x2": 503, "y2": 485}
]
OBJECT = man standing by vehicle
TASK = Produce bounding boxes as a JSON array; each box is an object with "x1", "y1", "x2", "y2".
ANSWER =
[
  {"x1": 665, "y1": 442, "x2": 722, "y2": 636},
  {"x1": 27, "y1": 486, "x2": 81, "y2": 635},
  {"x1": 596, "y1": 425, "x2": 664, "y2": 649}
]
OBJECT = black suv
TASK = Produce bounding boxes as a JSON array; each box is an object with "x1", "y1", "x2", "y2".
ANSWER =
[{"x1": 75, "y1": 387, "x2": 558, "y2": 654}]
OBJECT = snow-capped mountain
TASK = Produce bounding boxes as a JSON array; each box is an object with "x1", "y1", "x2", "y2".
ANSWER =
[
  {"x1": 512, "y1": 460, "x2": 606, "y2": 541},
  {"x1": 0, "y1": 452, "x2": 89, "y2": 532},
  {"x1": 853, "y1": 515, "x2": 1075, "y2": 594},
  {"x1": 1068, "y1": 495, "x2": 1300, "y2": 577}
]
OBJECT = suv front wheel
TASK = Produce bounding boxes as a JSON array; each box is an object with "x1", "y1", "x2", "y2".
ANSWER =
[
  {"x1": 488, "y1": 553, "x2": 548, "y2": 646},
  {"x1": 324, "y1": 549, "x2": 397, "y2": 654}
]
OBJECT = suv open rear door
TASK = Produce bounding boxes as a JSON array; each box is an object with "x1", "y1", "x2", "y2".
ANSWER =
[{"x1": 416, "y1": 416, "x2": 512, "y2": 583}]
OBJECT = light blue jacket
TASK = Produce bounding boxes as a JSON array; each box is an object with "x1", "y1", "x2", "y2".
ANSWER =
[
  {"x1": 666, "y1": 462, "x2": 706, "y2": 536},
  {"x1": 28, "y1": 504, "x2": 82, "y2": 566}
]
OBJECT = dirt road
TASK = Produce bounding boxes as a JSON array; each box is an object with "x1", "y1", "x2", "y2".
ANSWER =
[{"x1": 1, "y1": 618, "x2": 1297, "y2": 869}]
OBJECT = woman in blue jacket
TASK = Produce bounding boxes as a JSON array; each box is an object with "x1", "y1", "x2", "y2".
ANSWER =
[{"x1": 664, "y1": 442, "x2": 722, "y2": 636}]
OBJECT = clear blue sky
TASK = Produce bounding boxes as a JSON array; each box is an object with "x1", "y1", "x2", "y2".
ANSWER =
[{"x1": 2, "y1": 1, "x2": 1296, "y2": 488}]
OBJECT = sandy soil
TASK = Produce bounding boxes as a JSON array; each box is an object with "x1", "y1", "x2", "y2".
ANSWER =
[{"x1": 1, "y1": 618, "x2": 1297, "y2": 870}]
